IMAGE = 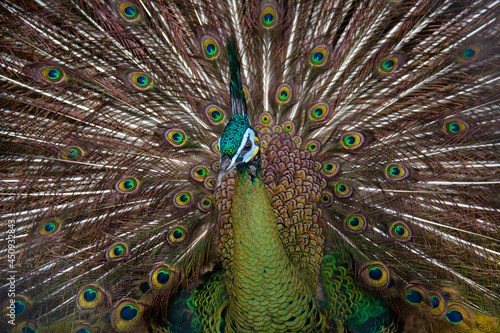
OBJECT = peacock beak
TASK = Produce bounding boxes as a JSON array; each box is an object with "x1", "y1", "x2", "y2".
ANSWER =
[{"x1": 217, "y1": 154, "x2": 234, "y2": 184}]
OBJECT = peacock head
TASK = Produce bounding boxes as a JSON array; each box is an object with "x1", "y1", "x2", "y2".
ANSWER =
[{"x1": 217, "y1": 114, "x2": 260, "y2": 183}]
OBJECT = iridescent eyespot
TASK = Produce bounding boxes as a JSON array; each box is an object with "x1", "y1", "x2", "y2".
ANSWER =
[
  {"x1": 384, "y1": 163, "x2": 410, "y2": 181},
  {"x1": 173, "y1": 191, "x2": 192, "y2": 208},
  {"x1": 321, "y1": 161, "x2": 339, "y2": 178},
  {"x1": 165, "y1": 128, "x2": 187, "y2": 147},
  {"x1": 378, "y1": 54, "x2": 403, "y2": 74},
  {"x1": 111, "y1": 299, "x2": 145, "y2": 331},
  {"x1": 314, "y1": 161, "x2": 322, "y2": 171},
  {"x1": 272, "y1": 125, "x2": 282, "y2": 134},
  {"x1": 457, "y1": 44, "x2": 483, "y2": 62},
  {"x1": 116, "y1": 1, "x2": 142, "y2": 22},
  {"x1": 305, "y1": 140, "x2": 321, "y2": 154},
  {"x1": 204, "y1": 176, "x2": 214, "y2": 190},
  {"x1": 276, "y1": 84, "x2": 291, "y2": 103},
  {"x1": 341, "y1": 132, "x2": 365, "y2": 149},
  {"x1": 291, "y1": 136, "x2": 302, "y2": 147},
  {"x1": 359, "y1": 262, "x2": 390, "y2": 289},
  {"x1": 320, "y1": 190, "x2": 334, "y2": 206},
  {"x1": 343, "y1": 214, "x2": 367, "y2": 233},
  {"x1": 259, "y1": 112, "x2": 273, "y2": 126},
  {"x1": 76, "y1": 284, "x2": 108, "y2": 311},
  {"x1": 58, "y1": 146, "x2": 85, "y2": 161},
  {"x1": 334, "y1": 181, "x2": 353, "y2": 198},
  {"x1": 106, "y1": 241, "x2": 130, "y2": 262},
  {"x1": 201, "y1": 35, "x2": 220, "y2": 60},
  {"x1": 282, "y1": 121, "x2": 295, "y2": 134},
  {"x1": 242, "y1": 85, "x2": 250, "y2": 102},
  {"x1": 261, "y1": 3, "x2": 278, "y2": 29},
  {"x1": 309, "y1": 102, "x2": 329, "y2": 121},
  {"x1": 190, "y1": 165, "x2": 209, "y2": 182},
  {"x1": 73, "y1": 324, "x2": 94, "y2": 333},
  {"x1": 127, "y1": 71, "x2": 153, "y2": 90},
  {"x1": 18, "y1": 323, "x2": 37, "y2": 333},
  {"x1": 198, "y1": 196, "x2": 213, "y2": 212},
  {"x1": 389, "y1": 221, "x2": 412, "y2": 242},
  {"x1": 310, "y1": 45, "x2": 329, "y2": 67},
  {"x1": 36, "y1": 218, "x2": 62, "y2": 237},
  {"x1": 426, "y1": 291, "x2": 446, "y2": 317},
  {"x1": 167, "y1": 226, "x2": 188, "y2": 246},
  {"x1": 212, "y1": 161, "x2": 220, "y2": 172},
  {"x1": 442, "y1": 119, "x2": 469, "y2": 135},
  {"x1": 204, "y1": 105, "x2": 226, "y2": 125},
  {"x1": 445, "y1": 304, "x2": 472, "y2": 326},
  {"x1": 38, "y1": 65, "x2": 67, "y2": 84},
  {"x1": 3, "y1": 296, "x2": 31, "y2": 318},
  {"x1": 115, "y1": 177, "x2": 139, "y2": 194},
  {"x1": 149, "y1": 264, "x2": 179, "y2": 291},
  {"x1": 403, "y1": 285, "x2": 430, "y2": 308},
  {"x1": 211, "y1": 140, "x2": 219, "y2": 153}
]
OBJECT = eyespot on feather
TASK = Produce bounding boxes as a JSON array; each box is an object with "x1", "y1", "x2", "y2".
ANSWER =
[
  {"x1": 76, "y1": 284, "x2": 109, "y2": 311},
  {"x1": 115, "y1": 177, "x2": 139, "y2": 194},
  {"x1": 309, "y1": 103, "x2": 330, "y2": 121},
  {"x1": 204, "y1": 105, "x2": 226, "y2": 125},
  {"x1": 164, "y1": 129, "x2": 187, "y2": 147},
  {"x1": 259, "y1": 112, "x2": 274, "y2": 126},
  {"x1": 275, "y1": 84, "x2": 292, "y2": 104},
  {"x1": 260, "y1": 3, "x2": 278, "y2": 29},
  {"x1": 321, "y1": 161, "x2": 340, "y2": 178},
  {"x1": 58, "y1": 146, "x2": 85, "y2": 161},
  {"x1": 36, "y1": 218, "x2": 62, "y2": 237},
  {"x1": 378, "y1": 54, "x2": 404, "y2": 74},
  {"x1": 148, "y1": 263, "x2": 179, "y2": 291},
  {"x1": 343, "y1": 213, "x2": 367, "y2": 233},
  {"x1": 204, "y1": 176, "x2": 214, "y2": 190},
  {"x1": 341, "y1": 132, "x2": 365, "y2": 150},
  {"x1": 359, "y1": 262, "x2": 390, "y2": 289},
  {"x1": 282, "y1": 121, "x2": 295, "y2": 135},
  {"x1": 310, "y1": 44, "x2": 329, "y2": 67},
  {"x1": 426, "y1": 291, "x2": 446, "y2": 318},
  {"x1": 126, "y1": 71, "x2": 154, "y2": 90},
  {"x1": 384, "y1": 163, "x2": 410, "y2": 181},
  {"x1": 403, "y1": 284, "x2": 431, "y2": 311},
  {"x1": 173, "y1": 191, "x2": 193, "y2": 208},
  {"x1": 442, "y1": 303, "x2": 474, "y2": 329},
  {"x1": 201, "y1": 35, "x2": 220, "y2": 60},
  {"x1": 305, "y1": 140, "x2": 321, "y2": 155},
  {"x1": 35, "y1": 64, "x2": 68, "y2": 84},
  {"x1": 111, "y1": 299, "x2": 146, "y2": 332},
  {"x1": 457, "y1": 44, "x2": 483, "y2": 62},
  {"x1": 106, "y1": 241, "x2": 130, "y2": 262},
  {"x1": 167, "y1": 226, "x2": 188, "y2": 246},
  {"x1": 334, "y1": 181, "x2": 353, "y2": 198},
  {"x1": 2, "y1": 296, "x2": 31, "y2": 320},
  {"x1": 441, "y1": 119, "x2": 469, "y2": 135},
  {"x1": 388, "y1": 221, "x2": 412, "y2": 242},
  {"x1": 72, "y1": 323, "x2": 96, "y2": 333},
  {"x1": 320, "y1": 190, "x2": 334, "y2": 206},
  {"x1": 198, "y1": 196, "x2": 213, "y2": 212},
  {"x1": 190, "y1": 165, "x2": 210, "y2": 182},
  {"x1": 115, "y1": 1, "x2": 143, "y2": 23}
]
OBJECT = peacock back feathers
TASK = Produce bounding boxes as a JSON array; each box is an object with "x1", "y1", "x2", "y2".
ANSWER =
[{"x1": 0, "y1": 0, "x2": 499, "y2": 332}]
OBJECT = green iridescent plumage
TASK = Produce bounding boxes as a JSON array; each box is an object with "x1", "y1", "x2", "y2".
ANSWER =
[{"x1": 219, "y1": 115, "x2": 250, "y2": 157}]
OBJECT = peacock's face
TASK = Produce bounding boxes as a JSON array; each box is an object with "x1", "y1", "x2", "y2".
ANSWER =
[{"x1": 217, "y1": 114, "x2": 260, "y2": 182}]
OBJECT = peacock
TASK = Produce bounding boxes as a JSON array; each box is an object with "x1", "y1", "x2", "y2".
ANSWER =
[{"x1": 0, "y1": 0, "x2": 499, "y2": 332}]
